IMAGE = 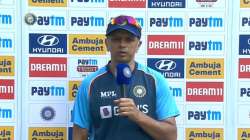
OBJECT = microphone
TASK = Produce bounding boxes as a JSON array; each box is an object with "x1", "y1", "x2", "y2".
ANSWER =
[{"x1": 116, "y1": 63, "x2": 132, "y2": 98}]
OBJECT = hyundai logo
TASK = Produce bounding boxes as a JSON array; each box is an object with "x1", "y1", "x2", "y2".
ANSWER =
[
  {"x1": 37, "y1": 35, "x2": 59, "y2": 47},
  {"x1": 155, "y1": 59, "x2": 176, "y2": 71}
]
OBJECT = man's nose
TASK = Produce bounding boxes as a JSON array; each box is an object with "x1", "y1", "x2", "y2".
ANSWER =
[{"x1": 119, "y1": 39, "x2": 127, "y2": 48}]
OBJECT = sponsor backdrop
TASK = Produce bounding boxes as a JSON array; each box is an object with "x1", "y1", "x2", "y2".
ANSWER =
[{"x1": 0, "y1": 0, "x2": 249, "y2": 139}]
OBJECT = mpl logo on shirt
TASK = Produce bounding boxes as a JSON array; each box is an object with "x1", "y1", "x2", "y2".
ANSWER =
[
  {"x1": 239, "y1": 35, "x2": 250, "y2": 55},
  {"x1": 239, "y1": 58, "x2": 250, "y2": 78},
  {"x1": 186, "y1": 58, "x2": 224, "y2": 79},
  {"x1": 29, "y1": 57, "x2": 67, "y2": 77},
  {"x1": 29, "y1": 33, "x2": 67, "y2": 54},
  {"x1": 148, "y1": 12, "x2": 185, "y2": 32},
  {"x1": 28, "y1": 0, "x2": 67, "y2": 7},
  {"x1": 29, "y1": 80, "x2": 67, "y2": 101},
  {"x1": 187, "y1": 35, "x2": 224, "y2": 56},
  {"x1": 69, "y1": 34, "x2": 107, "y2": 55},
  {"x1": 187, "y1": 12, "x2": 224, "y2": 32},
  {"x1": 186, "y1": 128, "x2": 224, "y2": 140},
  {"x1": 0, "y1": 56, "x2": 14, "y2": 76},
  {"x1": 0, "y1": 126, "x2": 14, "y2": 140},
  {"x1": 147, "y1": 58, "x2": 184, "y2": 78},
  {"x1": 238, "y1": 105, "x2": 250, "y2": 125},
  {"x1": 0, "y1": 33, "x2": 14, "y2": 53},
  {"x1": 68, "y1": 81, "x2": 81, "y2": 101},
  {"x1": 186, "y1": 104, "x2": 223, "y2": 125},
  {"x1": 0, "y1": 79, "x2": 14, "y2": 99},
  {"x1": 147, "y1": 35, "x2": 184, "y2": 55},
  {"x1": 109, "y1": 0, "x2": 146, "y2": 8},
  {"x1": 186, "y1": 82, "x2": 224, "y2": 102},
  {"x1": 238, "y1": 128, "x2": 250, "y2": 140},
  {"x1": 148, "y1": 0, "x2": 185, "y2": 8},
  {"x1": 29, "y1": 127, "x2": 66, "y2": 140},
  {"x1": 29, "y1": 104, "x2": 67, "y2": 124},
  {"x1": 0, "y1": 9, "x2": 14, "y2": 29},
  {"x1": 240, "y1": 0, "x2": 250, "y2": 8},
  {"x1": 238, "y1": 81, "x2": 250, "y2": 102}
]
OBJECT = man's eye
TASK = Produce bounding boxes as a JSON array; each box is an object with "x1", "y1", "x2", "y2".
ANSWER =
[{"x1": 111, "y1": 38, "x2": 120, "y2": 41}]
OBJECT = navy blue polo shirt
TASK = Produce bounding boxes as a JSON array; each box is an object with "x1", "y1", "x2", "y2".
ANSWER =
[{"x1": 72, "y1": 62, "x2": 180, "y2": 140}]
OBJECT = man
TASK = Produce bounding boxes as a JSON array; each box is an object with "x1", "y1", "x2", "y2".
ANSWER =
[{"x1": 72, "y1": 15, "x2": 180, "y2": 140}]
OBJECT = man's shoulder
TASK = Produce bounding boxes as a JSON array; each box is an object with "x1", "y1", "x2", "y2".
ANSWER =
[{"x1": 137, "y1": 62, "x2": 164, "y2": 80}]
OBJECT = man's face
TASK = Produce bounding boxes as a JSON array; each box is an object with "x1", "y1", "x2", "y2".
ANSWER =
[{"x1": 105, "y1": 29, "x2": 141, "y2": 64}]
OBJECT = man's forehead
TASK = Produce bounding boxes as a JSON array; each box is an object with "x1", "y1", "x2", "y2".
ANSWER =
[{"x1": 108, "y1": 29, "x2": 136, "y2": 38}]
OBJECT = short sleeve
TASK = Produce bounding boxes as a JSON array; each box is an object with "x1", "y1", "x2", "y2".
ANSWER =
[
  {"x1": 155, "y1": 76, "x2": 180, "y2": 120},
  {"x1": 71, "y1": 81, "x2": 91, "y2": 129}
]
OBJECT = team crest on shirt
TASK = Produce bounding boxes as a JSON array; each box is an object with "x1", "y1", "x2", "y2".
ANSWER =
[{"x1": 133, "y1": 85, "x2": 146, "y2": 98}]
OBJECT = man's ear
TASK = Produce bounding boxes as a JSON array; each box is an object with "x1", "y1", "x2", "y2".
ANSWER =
[
  {"x1": 105, "y1": 38, "x2": 111, "y2": 52},
  {"x1": 136, "y1": 41, "x2": 142, "y2": 52}
]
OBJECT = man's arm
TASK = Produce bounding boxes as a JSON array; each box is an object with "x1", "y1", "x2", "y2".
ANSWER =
[
  {"x1": 73, "y1": 124, "x2": 88, "y2": 140},
  {"x1": 114, "y1": 98, "x2": 178, "y2": 140},
  {"x1": 135, "y1": 112, "x2": 177, "y2": 140}
]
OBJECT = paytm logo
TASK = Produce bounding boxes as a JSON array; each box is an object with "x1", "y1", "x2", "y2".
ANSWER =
[
  {"x1": 147, "y1": 35, "x2": 184, "y2": 55},
  {"x1": 239, "y1": 82, "x2": 250, "y2": 102},
  {"x1": 189, "y1": 17, "x2": 223, "y2": 27},
  {"x1": 0, "y1": 108, "x2": 12, "y2": 119},
  {"x1": 149, "y1": 17, "x2": 183, "y2": 28},
  {"x1": 148, "y1": 0, "x2": 185, "y2": 8},
  {"x1": 77, "y1": 59, "x2": 98, "y2": 72},
  {"x1": 34, "y1": 15, "x2": 65, "y2": 26},
  {"x1": 240, "y1": 87, "x2": 250, "y2": 97},
  {"x1": 0, "y1": 37, "x2": 12, "y2": 48},
  {"x1": 29, "y1": 33, "x2": 67, "y2": 54},
  {"x1": 239, "y1": 35, "x2": 250, "y2": 55},
  {"x1": 242, "y1": 17, "x2": 250, "y2": 27},
  {"x1": 188, "y1": 110, "x2": 221, "y2": 120},
  {"x1": 31, "y1": 86, "x2": 65, "y2": 96},
  {"x1": 189, "y1": 40, "x2": 222, "y2": 51},
  {"x1": 147, "y1": 58, "x2": 184, "y2": 78},
  {"x1": 0, "y1": 13, "x2": 12, "y2": 25},
  {"x1": 186, "y1": 35, "x2": 224, "y2": 56},
  {"x1": 169, "y1": 86, "x2": 182, "y2": 97},
  {"x1": 71, "y1": 16, "x2": 104, "y2": 27}
]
